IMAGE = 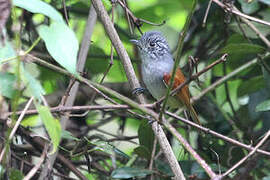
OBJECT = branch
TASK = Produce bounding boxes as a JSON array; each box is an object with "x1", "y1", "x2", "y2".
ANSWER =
[
  {"x1": 222, "y1": 130, "x2": 270, "y2": 178},
  {"x1": 21, "y1": 54, "x2": 266, "y2": 179},
  {"x1": 23, "y1": 144, "x2": 48, "y2": 180},
  {"x1": 165, "y1": 111, "x2": 270, "y2": 156},
  {"x1": 160, "y1": 0, "x2": 197, "y2": 119},
  {"x1": 192, "y1": 58, "x2": 257, "y2": 102},
  {"x1": 17, "y1": 126, "x2": 88, "y2": 180},
  {"x1": 4, "y1": 104, "x2": 153, "y2": 117},
  {"x1": 212, "y1": 0, "x2": 270, "y2": 26},
  {"x1": 156, "y1": 54, "x2": 227, "y2": 105},
  {"x1": 38, "y1": 5, "x2": 97, "y2": 180},
  {"x1": 163, "y1": 118, "x2": 221, "y2": 179},
  {"x1": 237, "y1": 10, "x2": 270, "y2": 49},
  {"x1": 91, "y1": 0, "x2": 186, "y2": 179},
  {"x1": 0, "y1": 97, "x2": 34, "y2": 163}
]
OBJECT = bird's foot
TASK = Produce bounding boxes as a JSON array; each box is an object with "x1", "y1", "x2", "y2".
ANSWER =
[
  {"x1": 132, "y1": 87, "x2": 147, "y2": 96},
  {"x1": 147, "y1": 117, "x2": 155, "y2": 125},
  {"x1": 152, "y1": 101, "x2": 162, "y2": 112}
]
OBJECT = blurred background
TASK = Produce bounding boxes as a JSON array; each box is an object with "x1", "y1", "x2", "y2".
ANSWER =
[{"x1": 1, "y1": 0, "x2": 270, "y2": 179}]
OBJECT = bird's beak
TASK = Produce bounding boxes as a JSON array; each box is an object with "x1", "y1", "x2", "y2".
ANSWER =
[{"x1": 130, "y1": 39, "x2": 140, "y2": 47}]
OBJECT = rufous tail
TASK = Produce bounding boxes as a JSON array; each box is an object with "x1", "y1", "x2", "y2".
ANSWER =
[{"x1": 188, "y1": 104, "x2": 201, "y2": 125}]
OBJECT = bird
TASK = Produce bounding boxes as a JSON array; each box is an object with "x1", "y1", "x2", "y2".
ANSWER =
[{"x1": 131, "y1": 31, "x2": 200, "y2": 125}]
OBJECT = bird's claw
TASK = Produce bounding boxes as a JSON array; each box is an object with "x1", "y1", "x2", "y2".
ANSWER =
[
  {"x1": 132, "y1": 87, "x2": 147, "y2": 96},
  {"x1": 148, "y1": 118, "x2": 155, "y2": 125},
  {"x1": 152, "y1": 101, "x2": 162, "y2": 112}
]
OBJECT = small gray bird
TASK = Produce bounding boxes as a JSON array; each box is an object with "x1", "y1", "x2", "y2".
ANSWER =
[{"x1": 131, "y1": 31, "x2": 200, "y2": 124}]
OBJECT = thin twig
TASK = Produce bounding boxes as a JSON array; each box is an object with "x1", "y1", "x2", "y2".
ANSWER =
[
  {"x1": 212, "y1": 0, "x2": 270, "y2": 26},
  {"x1": 156, "y1": 54, "x2": 227, "y2": 105},
  {"x1": 165, "y1": 111, "x2": 270, "y2": 156},
  {"x1": 163, "y1": 118, "x2": 220, "y2": 179},
  {"x1": 38, "y1": 5, "x2": 97, "y2": 179},
  {"x1": 222, "y1": 130, "x2": 270, "y2": 178},
  {"x1": 116, "y1": 0, "x2": 165, "y2": 31},
  {"x1": 237, "y1": 11, "x2": 270, "y2": 49},
  {"x1": 23, "y1": 144, "x2": 48, "y2": 180},
  {"x1": 62, "y1": 0, "x2": 69, "y2": 25},
  {"x1": 149, "y1": 137, "x2": 157, "y2": 180},
  {"x1": 0, "y1": 97, "x2": 34, "y2": 163},
  {"x1": 222, "y1": 63, "x2": 240, "y2": 124},
  {"x1": 159, "y1": 0, "x2": 197, "y2": 120},
  {"x1": 91, "y1": 1, "x2": 186, "y2": 178},
  {"x1": 4, "y1": 104, "x2": 153, "y2": 117},
  {"x1": 202, "y1": 0, "x2": 213, "y2": 27},
  {"x1": 192, "y1": 58, "x2": 257, "y2": 103}
]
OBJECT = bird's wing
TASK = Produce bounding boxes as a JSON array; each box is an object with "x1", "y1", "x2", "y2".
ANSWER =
[
  {"x1": 163, "y1": 68, "x2": 190, "y2": 106},
  {"x1": 163, "y1": 68, "x2": 201, "y2": 125}
]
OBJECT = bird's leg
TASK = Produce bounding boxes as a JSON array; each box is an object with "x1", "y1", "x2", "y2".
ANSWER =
[
  {"x1": 132, "y1": 87, "x2": 147, "y2": 95},
  {"x1": 147, "y1": 116, "x2": 155, "y2": 125},
  {"x1": 152, "y1": 101, "x2": 162, "y2": 112}
]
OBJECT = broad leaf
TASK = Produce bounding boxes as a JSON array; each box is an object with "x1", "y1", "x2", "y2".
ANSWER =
[
  {"x1": 138, "y1": 120, "x2": 154, "y2": 152},
  {"x1": 134, "y1": 145, "x2": 151, "y2": 159},
  {"x1": 238, "y1": 0, "x2": 260, "y2": 14},
  {"x1": 37, "y1": 22, "x2": 78, "y2": 74},
  {"x1": 111, "y1": 167, "x2": 152, "y2": 179},
  {"x1": 221, "y1": 43, "x2": 265, "y2": 55},
  {"x1": 0, "y1": 72, "x2": 16, "y2": 98},
  {"x1": 21, "y1": 65, "x2": 45, "y2": 101},
  {"x1": 0, "y1": 39, "x2": 16, "y2": 63},
  {"x1": 61, "y1": 130, "x2": 79, "y2": 141},
  {"x1": 229, "y1": 23, "x2": 270, "y2": 39},
  {"x1": 36, "y1": 104, "x2": 61, "y2": 154},
  {"x1": 13, "y1": 0, "x2": 64, "y2": 22},
  {"x1": 256, "y1": 99, "x2": 270, "y2": 112},
  {"x1": 238, "y1": 76, "x2": 265, "y2": 97}
]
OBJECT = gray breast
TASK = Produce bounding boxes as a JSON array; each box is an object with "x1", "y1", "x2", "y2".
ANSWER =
[{"x1": 142, "y1": 60, "x2": 172, "y2": 100}]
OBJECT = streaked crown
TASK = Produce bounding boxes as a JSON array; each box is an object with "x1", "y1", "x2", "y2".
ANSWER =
[{"x1": 131, "y1": 31, "x2": 171, "y2": 60}]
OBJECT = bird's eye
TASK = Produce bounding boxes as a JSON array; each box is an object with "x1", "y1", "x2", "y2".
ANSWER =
[{"x1": 149, "y1": 41, "x2": 155, "y2": 47}]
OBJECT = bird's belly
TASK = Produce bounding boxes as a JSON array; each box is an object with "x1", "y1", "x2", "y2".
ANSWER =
[{"x1": 142, "y1": 65, "x2": 181, "y2": 108}]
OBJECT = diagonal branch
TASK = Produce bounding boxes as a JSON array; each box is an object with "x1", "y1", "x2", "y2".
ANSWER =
[
  {"x1": 38, "y1": 5, "x2": 97, "y2": 180},
  {"x1": 77, "y1": 0, "x2": 186, "y2": 178},
  {"x1": 222, "y1": 130, "x2": 270, "y2": 178},
  {"x1": 212, "y1": 0, "x2": 270, "y2": 26}
]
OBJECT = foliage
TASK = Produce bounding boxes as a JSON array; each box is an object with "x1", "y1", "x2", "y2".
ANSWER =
[{"x1": 0, "y1": 0, "x2": 270, "y2": 179}]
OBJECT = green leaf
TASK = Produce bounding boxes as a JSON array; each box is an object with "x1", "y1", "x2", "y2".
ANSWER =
[
  {"x1": 238, "y1": 0, "x2": 260, "y2": 14},
  {"x1": 21, "y1": 65, "x2": 45, "y2": 101},
  {"x1": 36, "y1": 104, "x2": 61, "y2": 154},
  {"x1": 9, "y1": 168, "x2": 24, "y2": 180},
  {"x1": 111, "y1": 167, "x2": 152, "y2": 179},
  {"x1": 226, "y1": 33, "x2": 248, "y2": 45},
  {"x1": 138, "y1": 120, "x2": 154, "y2": 152},
  {"x1": 238, "y1": 76, "x2": 265, "y2": 97},
  {"x1": 0, "y1": 72, "x2": 16, "y2": 98},
  {"x1": 261, "y1": 57, "x2": 270, "y2": 93},
  {"x1": 229, "y1": 23, "x2": 270, "y2": 39},
  {"x1": 0, "y1": 40, "x2": 16, "y2": 62},
  {"x1": 85, "y1": 46, "x2": 108, "y2": 75},
  {"x1": 134, "y1": 145, "x2": 151, "y2": 159},
  {"x1": 91, "y1": 140, "x2": 129, "y2": 158},
  {"x1": 13, "y1": 0, "x2": 64, "y2": 22},
  {"x1": 221, "y1": 43, "x2": 265, "y2": 55},
  {"x1": 256, "y1": 99, "x2": 270, "y2": 112},
  {"x1": 21, "y1": 115, "x2": 41, "y2": 127},
  {"x1": 37, "y1": 22, "x2": 78, "y2": 74},
  {"x1": 155, "y1": 159, "x2": 174, "y2": 176},
  {"x1": 61, "y1": 130, "x2": 79, "y2": 141}
]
